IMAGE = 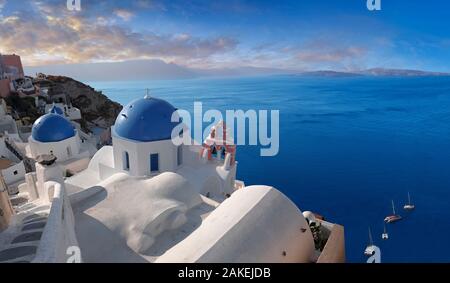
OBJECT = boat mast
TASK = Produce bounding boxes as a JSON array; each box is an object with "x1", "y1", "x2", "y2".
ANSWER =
[
  {"x1": 368, "y1": 227, "x2": 373, "y2": 246},
  {"x1": 408, "y1": 192, "x2": 411, "y2": 205},
  {"x1": 391, "y1": 200, "x2": 396, "y2": 215}
]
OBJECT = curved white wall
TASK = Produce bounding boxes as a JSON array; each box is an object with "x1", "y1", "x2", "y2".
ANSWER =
[
  {"x1": 32, "y1": 181, "x2": 79, "y2": 263},
  {"x1": 157, "y1": 185, "x2": 315, "y2": 263}
]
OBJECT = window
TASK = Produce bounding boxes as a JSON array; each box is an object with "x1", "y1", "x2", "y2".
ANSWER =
[
  {"x1": 123, "y1": 151, "x2": 130, "y2": 171},
  {"x1": 177, "y1": 146, "x2": 183, "y2": 166},
  {"x1": 150, "y1": 153, "x2": 159, "y2": 173},
  {"x1": 67, "y1": 146, "x2": 72, "y2": 157}
]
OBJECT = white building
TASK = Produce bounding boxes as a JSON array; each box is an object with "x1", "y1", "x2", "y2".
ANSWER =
[
  {"x1": 0, "y1": 137, "x2": 27, "y2": 193},
  {"x1": 25, "y1": 111, "x2": 96, "y2": 175},
  {"x1": 0, "y1": 99, "x2": 28, "y2": 192},
  {"x1": 66, "y1": 96, "x2": 237, "y2": 200},
  {"x1": 0, "y1": 100, "x2": 96, "y2": 195},
  {"x1": 0, "y1": 99, "x2": 19, "y2": 139},
  {"x1": 111, "y1": 96, "x2": 185, "y2": 177},
  {"x1": 0, "y1": 96, "x2": 345, "y2": 263},
  {"x1": 44, "y1": 104, "x2": 82, "y2": 121}
]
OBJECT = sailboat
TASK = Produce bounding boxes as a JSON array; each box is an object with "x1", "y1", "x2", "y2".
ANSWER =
[
  {"x1": 381, "y1": 222, "x2": 389, "y2": 240},
  {"x1": 384, "y1": 200, "x2": 402, "y2": 223},
  {"x1": 364, "y1": 227, "x2": 377, "y2": 256},
  {"x1": 403, "y1": 192, "x2": 415, "y2": 210}
]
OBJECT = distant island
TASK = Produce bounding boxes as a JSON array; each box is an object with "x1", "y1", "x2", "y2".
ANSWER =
[
  {"x1": 25, "y1": 59, "x2": 450, "y2": 81},
  {"x1": 357, "y1": 68, "x2": 450, "y2": 77},
  {"x1": 299, "y1": 68, "x2": 450, "y2": 78}
]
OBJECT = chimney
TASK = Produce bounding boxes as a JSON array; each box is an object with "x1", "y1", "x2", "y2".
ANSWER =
[{"x1": 35, "y1": 154, "x2": 64, "y2": 202}]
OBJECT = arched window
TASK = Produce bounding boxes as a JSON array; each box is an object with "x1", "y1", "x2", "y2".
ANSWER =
[
  {"x1": 123, "y1": 151, "x2": 130, "y2": 171},
  {"x1": 150, "y1": 153, "x2": 159, "y2": 173}
]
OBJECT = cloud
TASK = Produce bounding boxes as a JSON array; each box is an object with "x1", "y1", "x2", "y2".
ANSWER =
[
  {"x1": 114, "y1": 9, "x2": 135, "y2": 21},
  {"x1": 0, "y1": 0, "x2": 6, "y2": 13},
  {"x1": 134, "y1": 0, "x2": 167, "y2": 11},
  {"x1": 1, "y1": 0, "x2": 439, "y2": 72},
  {"x1": 296, "y1": 47, "x2": 367, "y2": 63},
  {"x1": 292, "y1": 38, "x2": 367, "y2": 64},
  {"x1": 0, "y1": 1, "x2": 238, "y2": 67}
]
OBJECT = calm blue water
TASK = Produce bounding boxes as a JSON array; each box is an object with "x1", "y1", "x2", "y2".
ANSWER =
[{"x1": 88, "y1": 75, "x2": 450, "y2": 263}]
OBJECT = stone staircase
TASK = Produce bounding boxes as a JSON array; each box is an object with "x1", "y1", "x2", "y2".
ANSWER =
[{"x1": 0, "y1": 206, "x2": 49, "y2": 263}]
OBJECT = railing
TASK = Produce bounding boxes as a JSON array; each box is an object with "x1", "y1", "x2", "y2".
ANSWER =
[
  {"x1": 4, "y1": 137, "x2": 35, "y2": 172},
  {"x1": 32, "y1": 182, "x2": 80, "y2": 263}
]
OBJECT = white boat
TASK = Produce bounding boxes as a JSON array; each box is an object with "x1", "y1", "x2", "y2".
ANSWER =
[
  {"x1": 384, "y1": 200, "x2": 402, "y2": 223},
  {"x1": 365, "y1": 227, "x2": 377, "y2": 256},
  {"x1": 403, "y1": 192, "x2": 415, "y2": 210},
  {"x1": 381, "y1": 223, "x2": 388, "y2": 240}
]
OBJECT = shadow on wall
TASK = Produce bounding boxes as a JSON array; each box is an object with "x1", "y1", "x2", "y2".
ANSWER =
[
  {"x1": 70, "y1": 186, "x2": 107, "y2": 209},
  {"x1": 71, "y1": 187, "x2": 217, "y2": 262},
  {"x1": 71, "y1": 186, "x2": 149, "y2": 263},
  {"x1": 74, "y1": 212, "x2": 149, "y2": 263},
  {"x1": 201, "y1": 176, "x2": 222, "y2": 198},
  {"x1": 141, "y1": 203, "x2": 214, "y2": 257}
]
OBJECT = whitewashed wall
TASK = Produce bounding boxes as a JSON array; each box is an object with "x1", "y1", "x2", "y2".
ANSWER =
[
  {"x1": 32, "y1": 182, "x2": 80, "y2": 263},
  {"x1": 1, "y1": 161, "x2": 26, "y2": 185},
  {"x1": 112, "y1": 134, "x2": 179, "y2": 177},
  {"x1": 157, "y1": 186, "x2": 315, "y2": 263},
  {"x1": 28, "y1": 133, "x2": 82, "y2": 162}
]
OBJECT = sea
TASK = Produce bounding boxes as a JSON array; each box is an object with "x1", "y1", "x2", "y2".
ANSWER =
[{"x1": 88, "y1": 75, "x2": 450, "y2": 263}]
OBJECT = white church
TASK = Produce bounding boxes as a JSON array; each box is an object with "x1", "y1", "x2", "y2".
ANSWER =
[
  {"x1": 24, "y1": 105, "x2": 97, "y2": 176},
  {"x1": 0, "y1": 96, "x2": 345, "y2": 263}
]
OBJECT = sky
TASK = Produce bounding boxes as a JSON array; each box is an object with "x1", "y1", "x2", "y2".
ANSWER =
[{"x1": 1, "y1": 0, "x2": 450, "y2": 73}]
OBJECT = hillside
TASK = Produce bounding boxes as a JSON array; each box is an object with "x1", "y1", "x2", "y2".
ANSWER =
[
  {"x1": 45, "y1": 75, "x2": 122, "y2": 128},
  {"x1": 5, "y1": 76, "x2": 122, "y2": 133}
]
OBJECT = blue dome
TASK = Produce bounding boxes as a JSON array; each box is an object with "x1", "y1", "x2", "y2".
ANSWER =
[
  {"x1": 114, "y1": 97, "x2": 180, "y2": 142},
  {"x1": 32, "y1": 113, "x2": 76, "y2": 142},
  {"x1": 49, "y1": 105, "x2": 63, "y2": 115}
]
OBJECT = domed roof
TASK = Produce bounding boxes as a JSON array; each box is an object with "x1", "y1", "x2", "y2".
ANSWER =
[
  {"x1": 49, "y1": 105, "x2": 63, "y2": 115},
  {"x1": 114, "y1": 96, "x2": 180, "y2": 142},
  {"x1": 32, "y1": 113, "x2": 76, "y2": 143}
]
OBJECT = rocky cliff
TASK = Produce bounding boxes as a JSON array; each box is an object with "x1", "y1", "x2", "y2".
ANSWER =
[
  {"x1": 5, "y1": 75, "x2": 122, "y2": 136},
  {"x1": 46, "y1": 76, "x2": 122, "y2": 129}
]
